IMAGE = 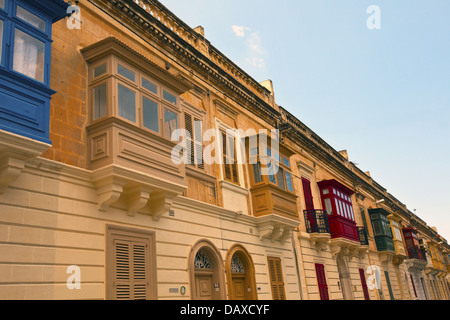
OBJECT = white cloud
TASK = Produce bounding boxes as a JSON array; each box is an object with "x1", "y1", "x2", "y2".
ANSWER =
[
  {"x1": 232, "y1": 26, "x2": 266, "y2": 70},
  {"x1": 232, "y1": 25, "x2": 247, "y2": 38},
  {"x1": 247, "y1": 32, "x2": 264, "y2": 55}
]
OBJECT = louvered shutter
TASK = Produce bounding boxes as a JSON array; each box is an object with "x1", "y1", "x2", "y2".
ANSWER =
[
  {"x1": 194, "y1": 117, "x2": 204, "y2": 170},
  {"x1": 301, "y1": 178, "x2": 314, "y2": 210},
  {"x1": 267, "y1": 257, "x2": 286, "y2": 300},
  {"x1": 221, "y1": 131, "x2": 239, "y2": 184},
  {"x1": 184, "y1": 113, "x2": 195, "y2": 166},
  {"x1": 359, "y1": 268, "x2": 370, "y2": 300},
  {"x1": 113, "y1": 239, "x2": 150, "y2": 300},
  {"x1": 315, "y1": 263, "x2": 329, "y2": 300},
  {"x1": 114, "y1": 240, "x2": 131, "y2": 300},
  {"x1": 184, "y1": 112, "x2": 204, "y2": 170}
]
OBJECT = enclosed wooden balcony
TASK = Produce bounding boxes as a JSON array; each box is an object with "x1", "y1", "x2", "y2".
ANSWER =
[
  {"x1": 81, "y1": 37, "x2": 194, "y2": 218},
  {"x1": 317, "y1": 179, "x2": 360, "y2": 243}
]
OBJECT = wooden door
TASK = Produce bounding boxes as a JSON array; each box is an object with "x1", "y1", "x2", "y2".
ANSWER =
[
  {"x1": 196, "y1": 275, "x2": 213, "y2": 300},
  {"x1": 231, "y1": 275, "x2": 246, "y2": 300}
]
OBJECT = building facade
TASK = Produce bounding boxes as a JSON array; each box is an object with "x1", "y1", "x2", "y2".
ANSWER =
[{"x1": 0, "y1": 0, "x2": 449, "y2": 300}]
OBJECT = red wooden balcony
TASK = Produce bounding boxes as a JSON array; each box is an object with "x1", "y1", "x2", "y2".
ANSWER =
[{"x1": 328, "y1": 215, "x2": 360, "y2": 242}]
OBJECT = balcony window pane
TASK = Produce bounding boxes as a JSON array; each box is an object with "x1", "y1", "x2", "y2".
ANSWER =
[
  {"x1": 94, "y1": 64, "x2": 107, "y2": 78},
  {"x1": 17, "y1": 5, "x2": 46, "y2": 32},
  {"x1": 117, "y1": 64, "x2": 135, "y2": 82},
  {"x1": 282, "y1": 157, "x2": 290, "y2": 168},
  {"x1": 142, "y1": 96, "x2": 159, "y2": 133},
  {"x1": 335, "y1": 199, "x2": 341, "y2": 215},
  {"x1": 142, "y1": 78, "x2": 157, "y2": 94},
  {"x1": 276, "y1": 167, "x2": 285, "y2": 190},
  {"x1": 285, "y1": 171, "x2": 293, "y2": 192},
  {"x1": 163, "y1": 90, "x2": 177, "y2": 105},
  {"x1": 13, "y1": 28, "x2": 45, "y2": 82},
  {"x1": 0, "y1": 0, "x2": 4, "y2": 9},
  {"x1": 253, "y1": 162, "x2": 263, "y2": 184},
  {"x1": 118, "y1": 83, "x2": 136, "y2": 122},
  {"x1": 93, "y1": 83, "x2": 107, "y2": 120},
  {"x1": 324, "y1": 198, "x2": 333, "y2": 215},
  {"x1": 267, "y1": 162, "x2": 276, "y2": 184},
  {"x1": 164, "y1": 108, "x2": 178, "y2": 139},
  {"x1": 322, "y1": 189, "x2": 329, "y2": 195}
]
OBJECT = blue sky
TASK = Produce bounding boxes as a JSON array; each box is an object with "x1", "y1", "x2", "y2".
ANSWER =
[{"x1": 159, "y1": 0, "x2": 450, "y2": 241}]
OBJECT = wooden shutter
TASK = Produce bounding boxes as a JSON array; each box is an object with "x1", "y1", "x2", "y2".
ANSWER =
[
  {"x1": 385, "y1": 271, "x2": 395, "y2": 300},
  {"x1": 267, "y1": 257, "x2": 286, "y2": 300},
  {"x1": 301, "y1": 178, "x2": 314, "y2": 210},
  {"x1": 315, "y1": 263, "x2": 329, "y2": 300},
  {"x1": 113, "y1": 239, "x2": 150, "y2": 300},
  {"x1": 359, "y1": 268, "x2": 370, "y2": 300},
  {"x1": 107, "y1": 226, "x2": 156, "y2": 300},
  {"x1": 221, "y1": 131, "x2": 239, "y2": 184},
  {"x1": 184, "y1": 112, "x2": 204, "y2": 170},
  {"x1": 410, "y1": 274, "x2": 418, "y2": 298},
  {"x1": 184, "y1": 113, "x2": 195, "y2": 166}
]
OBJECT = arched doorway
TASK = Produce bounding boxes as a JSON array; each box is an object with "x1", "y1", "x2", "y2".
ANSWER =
[
  {"x1": 336, "y1": 254, "x2": 353, "y2": 300},
  {"x1": 225, "y1": 245, "x2": 257, "y2": 300},
  {"x1": 189, "y1": 240, "x2": 226, "y2": 300}
]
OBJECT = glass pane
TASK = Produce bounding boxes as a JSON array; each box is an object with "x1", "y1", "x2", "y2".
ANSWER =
[
  {"x1": 285, "y1": 171, "x2": 293, "y2": 192},
  {"x1": 17, "y1": 5, "x2": 46, "y2": 32},
  {"x1": 253, "y1": 162, "x2": 263, "y2": 184},
  {"x1": 142, "y1": 96, "x2": 159, "y2": 133},
  {"x1": 276, "y1": 167, "x2": 285, "y2": 190},
  {"x1": 267, "y1": 163, "x2": 276, "y2": 184},
  {"x1": 118, "y1": 84, "x2": 136, "y2": 122},
  {"x1": 142, "y1": 78, "x2": 157, "y2": 94},
  {"x1": 93, "y1": 83, "x2": 107, "y2": 120},
  {"x1": 0, "y1": 0, "x2": 4, "y2": 9},
  {"x1": 282, "y1": 157, "x2": 290, "y2": 168},
  {"x1": 0, "y1": 20, "x2": 3, "y2": 64},
  {"x1": 335, "y1": 199, "x2": 341, "y2": 216},
  {"x1": 324, "y1": 198, "x2": 333, "y2": 215},
  {"x1": 163, "y1": 90, "x2": 177, "y2": 104},
  {"x1": 164, "y1": 108, "x2": 178, "y2": 139},
  {"x1": 94, "y1": 64, "x2": 106, "y2": 78},
  {"x1": 322, "y1": 189, "x2": 329, "y2": 195},
  {"x1": 13, "y1": 28, "x2": 45, "y2": 82},
  {"x1": 117, "y1": 64, "x2": 135, "y2": 82}
]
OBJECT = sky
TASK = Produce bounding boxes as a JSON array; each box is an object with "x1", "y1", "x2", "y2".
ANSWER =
[{"x1": 159, "y1": 0, "x2": 450, "y2": 241}]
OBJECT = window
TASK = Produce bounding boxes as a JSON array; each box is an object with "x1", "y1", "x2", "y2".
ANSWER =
[
  {"x1": 106, "y1": 225, "x2": 157, "y2": 300},
  {"x1": 301, "y1": 178, "x2": 314, "y2": 211},
  {"x1": 248, "y1": 144, "x2": 294, "y2": 193},
  {"x1": 267, "y1": 257, "x2": 286, "y2": 300},
  {"x1": 88, "y1": 57, "x2": 180, "y2": 141},
  {"x1": 0, "y1": 0, "x2": 68, "y2": 143},
  {"x1": 318, "y1": 180, "x2": 355, "y2": 221},
  {"x1": 221, "y1": 130, "x2": 239, "y2": 184},
  {"x1": 315, "y1": 263, "x2": 329, "y2": 300},
  {"x1": 184, "y1": 112, "x2": 204, "y2": 170},
  {"x1": 0, "y1": 1, "x2": 53, "y2": 83},
  {"x1": 93, "y1": 83, "x2": 107, "y2": 120}
]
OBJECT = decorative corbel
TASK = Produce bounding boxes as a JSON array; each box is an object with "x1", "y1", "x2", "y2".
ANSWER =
[
  {"x1": 148, "y1": 191, "x2": 178, "y2": 221},
  {"x1": 122, "y1": 184, "x2": 152, "y2": 217}
]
